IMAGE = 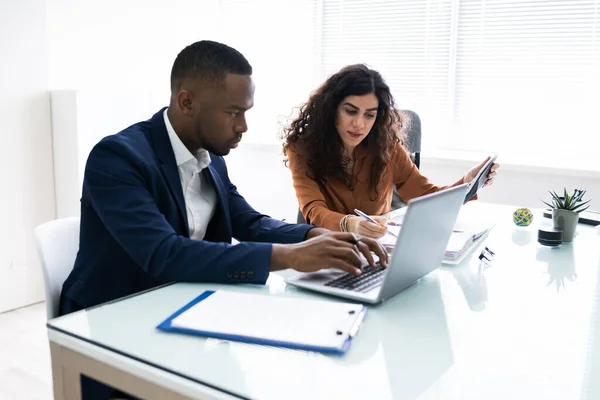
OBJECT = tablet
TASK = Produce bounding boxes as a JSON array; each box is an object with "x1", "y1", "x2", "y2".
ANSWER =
[{"x1": 464, "y1": 155, "x2": 497, "y2": 203}]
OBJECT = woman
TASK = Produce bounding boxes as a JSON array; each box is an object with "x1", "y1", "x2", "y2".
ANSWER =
[{"x1": 282, "y1": 64, "x2": 499, "y2": 239}]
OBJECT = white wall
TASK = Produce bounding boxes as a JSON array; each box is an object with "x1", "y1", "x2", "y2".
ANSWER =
[
  {"x1": 46, "y1": 0, "x2": 221, "y2": 217},
  {"x1": 226, "y1": 144, "x2": 298, "y2": 222},
  {"x1": 0, "y1": 0, "x2": 55, "y2": 313},
  {"x1": 46, "y1": 0, "x2": 219, "y2": 92},
  {"x1": 50, "y1": 89, "x2": 176, "y2": 218}
]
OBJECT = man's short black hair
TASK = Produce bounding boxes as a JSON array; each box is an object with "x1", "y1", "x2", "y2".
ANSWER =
[{"x1": 170, "y1": 40, "x2": 252, "y2": 91}]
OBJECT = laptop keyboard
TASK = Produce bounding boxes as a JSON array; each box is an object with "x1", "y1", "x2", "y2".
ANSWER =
[{"x1": 324, "y1": 264, "x2": 386, "y2": 293}]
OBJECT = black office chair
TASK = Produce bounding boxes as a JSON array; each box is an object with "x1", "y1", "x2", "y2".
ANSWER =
[
  {"x1": 391, "y1": 109, "x2": 422, "y2": 211},
  {"x1": 296, "y1": 110, "x2": 422, "y2": 223}
]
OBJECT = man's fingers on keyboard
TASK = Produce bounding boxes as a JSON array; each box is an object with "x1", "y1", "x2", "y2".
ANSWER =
[
  {"x1": 356, "y1": 240, "x2": 376, "y2": 267},
  {"x1": 358, "y1": 237, "x2": 388, "y2": 267},
  {"x1": 330, "y1": 247, "x2": 363, "y2": 269},
  {"x1": 330, "y1": 259, "x2": 361, "y2": 276}
]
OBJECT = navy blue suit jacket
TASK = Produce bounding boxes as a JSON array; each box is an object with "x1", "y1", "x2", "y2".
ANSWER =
[{"x1": 60, "y1": 108, "x2": 312, "y2": 314}]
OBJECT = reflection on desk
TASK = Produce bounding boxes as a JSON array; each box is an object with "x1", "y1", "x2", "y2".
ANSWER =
[
  {"x1": 536, "y1": 244, "x2": 577, "y2": 291},
  {"x1": 511, "y1": 227, "x2": 534, "y2": 247},
  {"x1": 583, "y1": 258, "x2": 600, "y2": 400},
  {"x1": 445, "y1": 261, "x2": 489, "y2": 312},
  {"x1": 334, "y1": 275, "x2": 453, "y2": 400}
]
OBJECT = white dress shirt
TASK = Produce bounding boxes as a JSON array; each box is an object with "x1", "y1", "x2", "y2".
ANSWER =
[{"x1": 164, "y1": 109, "x2": 217, "y2": 240}]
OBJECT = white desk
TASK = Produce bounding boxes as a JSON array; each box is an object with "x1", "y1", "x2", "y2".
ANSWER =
[{"x1": 47, "y1": 203, "x2": 600, "y2": 399}]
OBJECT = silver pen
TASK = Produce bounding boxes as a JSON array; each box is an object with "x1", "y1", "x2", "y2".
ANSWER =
[{"x1": 353, "y1": 209, "x2": 398, "y2": 238}]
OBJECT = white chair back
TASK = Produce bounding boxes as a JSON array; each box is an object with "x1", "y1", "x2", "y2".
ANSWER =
[{"x1": 34, "y1": 217, "x2": 80, "y2": 319}]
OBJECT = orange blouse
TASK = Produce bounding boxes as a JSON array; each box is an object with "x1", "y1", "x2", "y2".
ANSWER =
[{"x1": 287, "y1": 142, "x2": 466, "y2": 231}]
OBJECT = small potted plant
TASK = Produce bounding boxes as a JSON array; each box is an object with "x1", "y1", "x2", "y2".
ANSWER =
[{"x1": 542, "y1": 188, "x2": 590, "y2": 242}]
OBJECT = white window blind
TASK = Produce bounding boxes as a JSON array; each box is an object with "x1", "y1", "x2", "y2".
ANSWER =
[
  {"x1": 321, "y1": 0, "x2": 455, "y2": 148},
  {"x1": 213, "y1": 0, "x2": 600, "y2": 167},
  {"x1": 453, "y1": 0, "x2": 600, "y2": 161},
  {"x1": 321, "y1": 0, "x2": 600, "y2": 165},
  {"x1": 215, "y1": 0, "x2": 319, "y2": 145}
]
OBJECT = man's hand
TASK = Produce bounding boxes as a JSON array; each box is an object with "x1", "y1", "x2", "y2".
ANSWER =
[
  {"x1": 271, "y1": 232, "x2": 389, "y2": 276},
  {"x1": 346, "y1": 215, "x2": 388, "y2": 239},
  {"x1": 464, "y1": 156, "x2": 500, "y2": 187}
]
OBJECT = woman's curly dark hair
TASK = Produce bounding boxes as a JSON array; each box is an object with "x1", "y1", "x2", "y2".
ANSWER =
[{"x1": 282, "y1": 64, "x2": 403, "y2": 199}]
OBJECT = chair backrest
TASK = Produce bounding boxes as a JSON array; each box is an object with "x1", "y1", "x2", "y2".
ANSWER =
[
  {"x1": 392, "y1": 110, "x2": 422, "y2": 210},
  {"x1": 297, "y1": 208, "x2": 306, "y2": 224},
  {"x1": 400, "y1": 109, "x2": 422, "y2": 168},
  {"x1": 34, "y1": 217, "x2": 80, "y2": 320}
]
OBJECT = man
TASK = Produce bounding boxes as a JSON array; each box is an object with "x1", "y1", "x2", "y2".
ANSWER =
[
  {"x1": 59, "y1": 39, "x2": 388, "y2": 400},
  {"x1": 60, "y1": 40, "x2": 387, "y2": 316}
]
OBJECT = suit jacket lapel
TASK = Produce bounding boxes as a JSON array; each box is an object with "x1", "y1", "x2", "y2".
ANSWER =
[
  {"x1": 150, "y1": 109, "x2": 189, "y2": 234},
  {"x1": 204, "y1": 164, "x2": 232, "y2": 238}
]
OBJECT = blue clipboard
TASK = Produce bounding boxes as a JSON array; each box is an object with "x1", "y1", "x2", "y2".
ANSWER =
[{"x1": 156, "y1": 290, "x2": 367, "y2": 354}]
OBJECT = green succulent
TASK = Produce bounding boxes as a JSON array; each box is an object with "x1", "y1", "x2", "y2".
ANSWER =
[{"x1": 542, "y1": 188, "x2": 590, "y2": 213}]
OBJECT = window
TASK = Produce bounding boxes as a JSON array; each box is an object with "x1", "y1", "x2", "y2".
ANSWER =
[
  {"x1": 453, "y1": 0, "x2": 600, "y2": 162},
  {"x1": 217, "y1": 0, "x2": 600, "y2": 167},
  {"x1": 322, "y1": 0, "x2": 455, "y2": 149}
]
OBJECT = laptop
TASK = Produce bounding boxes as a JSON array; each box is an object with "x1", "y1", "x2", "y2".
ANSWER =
[{"x1": 286, "y1": 183, "x2": 469, "y2": 304}]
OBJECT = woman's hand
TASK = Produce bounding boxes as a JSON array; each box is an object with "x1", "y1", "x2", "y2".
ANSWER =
[
  {"x1": 464, "y1": 156, "x2": 500, "y2": 187},
  {"x1": 346, "y1": 215, "x2": 388, "y2": 239}
]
